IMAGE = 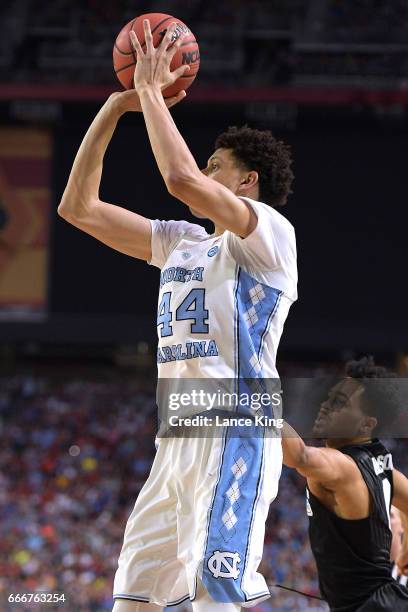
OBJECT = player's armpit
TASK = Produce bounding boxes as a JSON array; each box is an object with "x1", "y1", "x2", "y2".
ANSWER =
[
  {"x1": 59, "y1": 198, "x2": 152, "y2": 261},
  {"x1": 392, "y1": 469, "x2": 408, "y2": 516},
  {"x1": 166, "y1": 172, "x2": 257, "y2": 238}
]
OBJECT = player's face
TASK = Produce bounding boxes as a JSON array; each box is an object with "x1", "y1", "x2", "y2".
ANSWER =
[
  {"x1": 189, "y1": 149, "x2": 249, "y2": 218},
  {"x1": 312, "y1": 379, "x2": 367, "y2": 439},
  {"x1": 202, "y1": 148, "x2": 246, "y2": 190}
]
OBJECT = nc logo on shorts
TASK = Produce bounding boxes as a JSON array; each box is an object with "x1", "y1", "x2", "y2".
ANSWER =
[
  {"x1": 207, "y1": 550, "x2": 241, "y2": 579},
  {"x1": 182, "y1": 252, "x2": 191, "y2": 260},
  {"x1": 207, "y1": 246, "x2": 219, "y2": 257}
]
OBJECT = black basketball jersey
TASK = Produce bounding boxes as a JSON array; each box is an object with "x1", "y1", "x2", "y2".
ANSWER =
[{"x1": 307, "y1": 439, "x2": 397, "y2": 611}]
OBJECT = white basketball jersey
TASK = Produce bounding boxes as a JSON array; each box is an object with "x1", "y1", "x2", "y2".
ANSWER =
[{"x1": 149, "y1": 197, "x2": 297, "y2": 383}]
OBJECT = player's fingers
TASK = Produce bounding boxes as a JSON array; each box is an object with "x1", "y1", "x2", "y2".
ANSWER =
[
  {"x1": 129, "y1": 31, "x2": 144, "y2": 58},
  {"x1": 167, "y1": 35, "x2": 183, "y2": 61},
  {"x1": 160, "y1": 22, "x2": 177, "y2": 52},
  {"x1": 165, "y1": 90, "x2": 187, "y2": 108},
  {"x1": 172, "y1": 65, "x2": 190, "y2": 80},
  {"x1": 143, "y1": 19, "x2": 154, "y2": 54}
]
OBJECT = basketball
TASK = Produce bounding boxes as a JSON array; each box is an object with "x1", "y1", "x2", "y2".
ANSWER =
[{"x1": 113, "y1": 13, "x2": 200, "y2": 98}]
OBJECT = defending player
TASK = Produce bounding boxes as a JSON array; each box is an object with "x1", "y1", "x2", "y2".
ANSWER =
[
  {"x1": 282, "y1": 357, "x2": 408, "y2": 611},
  {"x1": 58, "y1": 21, "x2": 297, "y2": 612}
]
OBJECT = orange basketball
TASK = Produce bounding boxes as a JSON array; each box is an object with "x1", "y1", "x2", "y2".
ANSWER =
[{"x1": 113, "y1": 13, "x2": 200, "y2": 98}]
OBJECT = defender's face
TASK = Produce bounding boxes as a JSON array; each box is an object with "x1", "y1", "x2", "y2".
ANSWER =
[
  {"x1": 190, "y1": 148, "x2": 246, "y2": 218},
  {"x1": 312, "y1": 379, "x2": 366, "y2": 438}
]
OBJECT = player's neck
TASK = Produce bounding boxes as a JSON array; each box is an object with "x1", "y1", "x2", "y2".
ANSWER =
[
  {"x1": 326, "y1": 436, "x2": 372, "y2": 449},
  {"x1": 213, "y1": 225, "x2": 225, "y2": 237}
]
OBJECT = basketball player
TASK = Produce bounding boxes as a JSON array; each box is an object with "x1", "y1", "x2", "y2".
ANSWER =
[
  {"x1": 58, "y1": 21, "x2": 297, "y2": 612},
  {"x1": 282, "y1": 357, "x2": 408, "y2": 611}
]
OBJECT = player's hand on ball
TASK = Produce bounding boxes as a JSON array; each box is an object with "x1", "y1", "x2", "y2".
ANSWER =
[
  {"x1": 108, "y1": 89, "x2": 186, "y2": 115},
  {"x1": 129, "y1": 20, "x2": 190, "y2": 94}
]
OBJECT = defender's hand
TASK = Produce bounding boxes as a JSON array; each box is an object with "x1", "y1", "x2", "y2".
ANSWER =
[
  {"x1": 107, "y1": 89, "x2": 186, "y2": 116},
  {"x1": 129, "y1": 20, "x2": 190, "y2": 93}
]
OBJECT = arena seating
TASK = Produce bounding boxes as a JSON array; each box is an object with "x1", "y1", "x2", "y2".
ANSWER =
[{"x1": 1, "y1": 0, "x2": 407, "y2": 87}]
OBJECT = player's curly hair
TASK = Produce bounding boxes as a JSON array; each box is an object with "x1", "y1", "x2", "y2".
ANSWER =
[
  {"x1": 215, "y1": 125, "x2": 294, "y2": 206},
  {"x1": 345, "y1": 356, "x2": 401, "y2": 432}
]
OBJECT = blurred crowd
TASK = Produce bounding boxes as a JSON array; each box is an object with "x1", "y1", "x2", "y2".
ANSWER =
[
  {"x1": 1, "y1": 0, "x2": 408, "y2": 87},
  {"x1": 1, "y1": 368, "x2": 407, "y2": 611},
  {"x1": 0, "y1": 373, "x2": 157, "y2": 610},
  {"x1": 325, "y1": 0, "x2": 408, "y2": 43}
]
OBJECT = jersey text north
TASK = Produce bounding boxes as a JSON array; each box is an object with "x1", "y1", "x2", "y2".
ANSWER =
[{"x1": 160, "y1": 266, "x2": 204, "y2": 288}]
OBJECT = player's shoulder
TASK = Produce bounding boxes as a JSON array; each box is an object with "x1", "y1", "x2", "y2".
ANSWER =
[
  {"x1": 175, "y1": 219, "x2": 209, "y2": 240},
  {"x1": 151, "y1": 218, "x2": 209, "y2": 241},
  {"x1": 240, "y1": 196, "x2": 295, "y2": 235}
]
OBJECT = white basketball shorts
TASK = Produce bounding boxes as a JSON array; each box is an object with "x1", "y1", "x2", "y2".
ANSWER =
[{"x1": 113, "y1": 424, "x2": 282, "y2": 608}]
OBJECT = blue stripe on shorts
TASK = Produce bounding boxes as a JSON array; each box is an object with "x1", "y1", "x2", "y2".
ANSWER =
[{"x1": 202, "y1": 423, "x2": 265, "y2": 603}]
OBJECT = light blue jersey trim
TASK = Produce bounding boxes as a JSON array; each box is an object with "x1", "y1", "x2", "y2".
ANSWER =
[
  {"x1": 234, "y1": 269, "x2": 282, "y2": 417},
  {"x1": 233, "y1": 265, "x2": 240, "y2": 402},
  {"x1": 196, "y1": 427, "x2": 228, "y2": 601},
  {"x1": 201, "y1": 424, "x2": 265, "y2": 604},
  {"x1": 258, "y1": 290, "x2": 282, "y2": 364},
  {"x1": 241, "y1": 426, "x2": 267, "y2": 599}
]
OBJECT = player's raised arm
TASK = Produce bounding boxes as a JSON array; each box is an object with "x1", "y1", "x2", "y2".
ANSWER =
[
  {"x1": 282, "y1": 422, "x2": 358, "y2": 486},
  {"x1": 58, "y1": 89, "x2": 184, "y2": 261},
  {"x1": 131, "y1": 22, "x2": 259, "y2": 238}
]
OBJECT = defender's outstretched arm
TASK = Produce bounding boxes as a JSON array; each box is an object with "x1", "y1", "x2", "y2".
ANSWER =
[{"x1": 282, "y1": 422, "x2": 358, "y2": 486}]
